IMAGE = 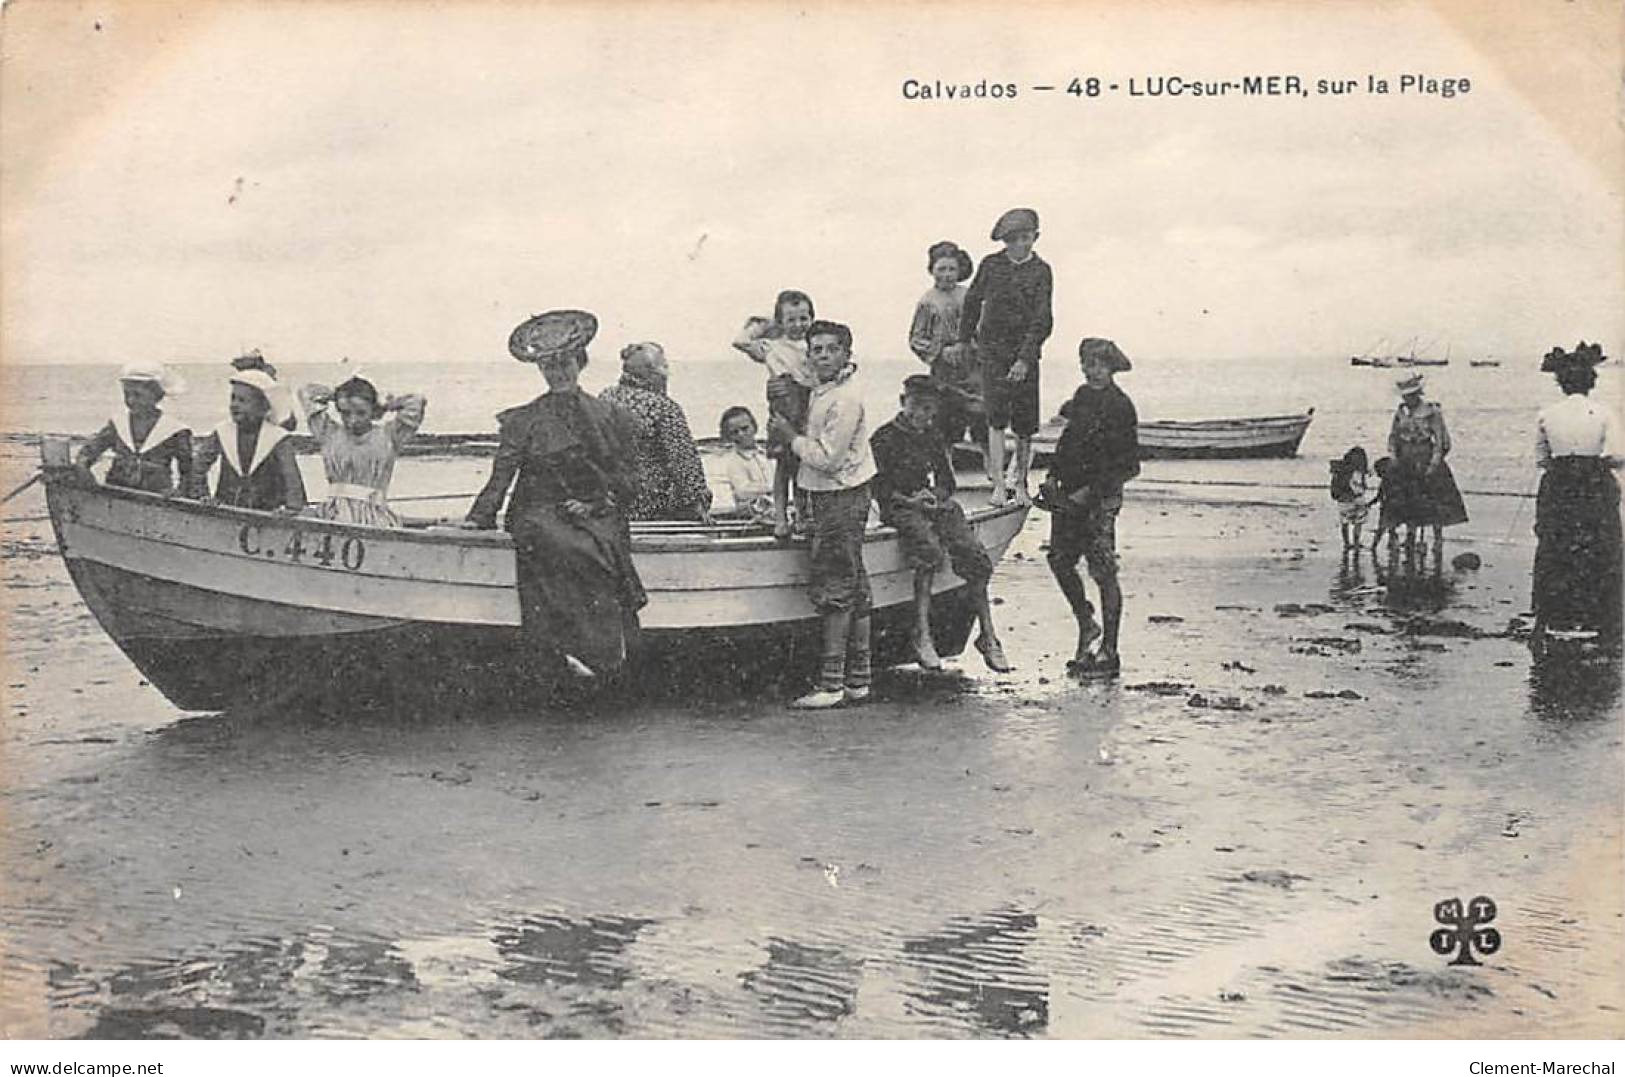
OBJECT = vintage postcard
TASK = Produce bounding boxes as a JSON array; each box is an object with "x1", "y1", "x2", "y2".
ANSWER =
[{"x1": 1, "y1": 0, "x2": 1620, "y2": 1051}]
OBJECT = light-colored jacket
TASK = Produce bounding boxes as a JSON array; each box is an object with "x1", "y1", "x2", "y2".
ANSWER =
[{"x1": 791, "y1": 365, "x2": 876, "y2": 492}]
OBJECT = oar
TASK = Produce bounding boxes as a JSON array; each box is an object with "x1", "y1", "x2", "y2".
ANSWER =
[{"x1": 1, "y1": 472, "x2": 42, "y2": 505}]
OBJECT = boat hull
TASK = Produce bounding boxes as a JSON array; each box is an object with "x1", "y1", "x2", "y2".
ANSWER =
[
  {"x1": 44, "y1": 472, "x2": 1026, "y2": 711},
  {"x1": 1132, "y1": 413, "x2": 1314, "y2": 459},
  {"x1": 952, "y1": 411, "x2": 1314, "y2": 466}
]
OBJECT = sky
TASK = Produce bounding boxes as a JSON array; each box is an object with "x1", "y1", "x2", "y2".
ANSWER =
[{"x1": 2, "y1": 0, "x2": 1620, "y2": 371}]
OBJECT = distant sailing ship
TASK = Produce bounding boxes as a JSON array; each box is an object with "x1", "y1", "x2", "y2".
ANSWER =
[{"x1": 1350, "y1": 336, "x2": 1450, "y2": 367}]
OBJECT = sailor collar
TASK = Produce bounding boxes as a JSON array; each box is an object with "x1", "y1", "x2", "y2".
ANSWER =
[
  {"x1": 111, "y1": 409, "x2": 183, "y2": 455},
  {"x1": 214, "y1": 419, "x2": 290, "y2": 476}
]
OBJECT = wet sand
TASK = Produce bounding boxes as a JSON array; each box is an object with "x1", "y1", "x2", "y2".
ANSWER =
[{"x1": 1, "y1": 463, "x2": 1620, "y2": 1039}]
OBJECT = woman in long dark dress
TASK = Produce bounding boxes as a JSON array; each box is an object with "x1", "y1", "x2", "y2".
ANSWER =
[
  {"x1": 461, "y1": 311, "x2": 646, "y2": 678},
  {"x1": 1531, "y1": 342, "x2": 1622, "y2": 649},
  {"x1": 1386, "y1": 372, "x2": 1468, "y2": 561}
]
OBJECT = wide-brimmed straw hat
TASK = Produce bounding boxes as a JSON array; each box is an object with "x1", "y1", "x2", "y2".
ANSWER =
[
  {"x1": 991, "y1": 207, "x2": 1039, "y2": 242},
  {"x1": 509, "y1": 310, "x2": 598, "y2": 363},
  {"x1": 1395, "y1": 372, "x2": 1425, "y2": 395},
  {"x1": 1540, "y1": 340, "x2": 1606, "y2": 373},
  {"x1": 1078, "y1": 337, "x2": 1132, "y2": 373},
  {"x1": 118, "y1": 361, "x2": 185, "y2": 396}
]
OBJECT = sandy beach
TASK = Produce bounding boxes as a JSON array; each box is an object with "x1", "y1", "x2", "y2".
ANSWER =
[{"x1": 2, "y1": 450, "x2": 1619, "y2": 1039}]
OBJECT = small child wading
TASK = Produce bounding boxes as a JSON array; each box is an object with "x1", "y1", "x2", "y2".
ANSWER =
[
  {"x1": 1329, "y1": 446, "x2": 1372, "y2": 550},
  {"x1": 870, "y1": 375, "x2": 1010, "y2": 673},
  {"x1": 767, "y1": 320, "x2": 876, "y2": 710},
  {"x1": 734, "y1": 290, "x2": 817, "y2": 538}
]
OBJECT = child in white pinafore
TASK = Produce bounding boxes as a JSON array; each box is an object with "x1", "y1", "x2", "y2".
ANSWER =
[{"x1": 298, "y1": 374, "x2": 426, "y2": 528}]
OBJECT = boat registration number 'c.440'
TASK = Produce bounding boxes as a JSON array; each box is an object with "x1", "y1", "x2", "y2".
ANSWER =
[{"x1": 238, "y1": 524, "x2": 366, "y2": 571}]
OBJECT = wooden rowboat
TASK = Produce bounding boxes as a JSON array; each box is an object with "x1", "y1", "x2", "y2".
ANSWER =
[
  {"x1": 953, "y1": 409, "x2": 1314, "y2": 467},
  {"x1": 1126, "y1": 410, "x2": 1315, "y2": 459},
  {"x1": 37, "y1": 437, "x2": 1027, "y2": 711}
]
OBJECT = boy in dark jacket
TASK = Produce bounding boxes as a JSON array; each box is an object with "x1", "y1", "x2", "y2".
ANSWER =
[
  {"x1": 954, "y1": 207, "x2": 1053, "y2": 506},
  {"x1": 1040, "y1": 338, "x2": 1139, "y2": 677},
  {"x1": 871, "y1": 376, "x2": 1010, "y2": 672}
]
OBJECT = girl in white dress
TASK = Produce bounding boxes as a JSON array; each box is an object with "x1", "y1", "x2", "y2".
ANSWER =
[{"x1": 297, "y1": 375, "x2": 426, "y2": 528}]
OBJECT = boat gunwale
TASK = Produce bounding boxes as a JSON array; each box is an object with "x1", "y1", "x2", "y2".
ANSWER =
[
  {"x1": 1135, "y1": 412, "x2": 1314, "y2": 432},
  {"x1": 42, "y1": 470, "x2": 1029, "y2": 556}
]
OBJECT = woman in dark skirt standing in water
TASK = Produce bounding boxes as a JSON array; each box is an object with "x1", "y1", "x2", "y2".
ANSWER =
[
  {"x1": 461, "y1": 310, "x2": 647, "y2": 680},
  {"x1": 1386, "y1": 372, "x2": 1469, "y2": 564},
  {"x1": 1531, "y1": 341, "x2": 1622, "y2": 651}
]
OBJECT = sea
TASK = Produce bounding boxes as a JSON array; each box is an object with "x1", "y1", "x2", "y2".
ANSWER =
[{"x1": 0, "y1": 353, "x2": 1586, "y2": 507}]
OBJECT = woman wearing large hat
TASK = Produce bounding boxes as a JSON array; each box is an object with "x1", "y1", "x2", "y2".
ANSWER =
[
  {"x1": 1385, "y1": 371, "x2": 1469, "y2": 560},
  {"x1": 462, "y1": 311, "x2": 646, "y2": 679},
  {"x1": 1531, "y1": 341, "x2": 1621, "y2": 649}
]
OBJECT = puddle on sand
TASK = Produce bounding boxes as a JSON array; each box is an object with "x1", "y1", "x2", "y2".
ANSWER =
[
  {"x1": 900, "y1": 907, "x2": 1049, "y2": 1036},
  {"x1": 739, "y1": 938, "x2": 863, "y2": 1031}
]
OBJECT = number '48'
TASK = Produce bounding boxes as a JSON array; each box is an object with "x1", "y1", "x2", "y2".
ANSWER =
[{"x1": 1067, "y1": 77, "x2": 1100, "y2": 97}]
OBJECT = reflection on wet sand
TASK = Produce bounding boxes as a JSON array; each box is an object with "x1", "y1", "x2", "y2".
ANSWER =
[
  {"x1": 492, "y1": 914, "x2": 653, "y2": 992},
  {"x1": 52, "y1": 931, "x2": 425, "y2": 1039},
  {"x1": 739, "y1": 938, "x2": 862, "y2": 1030},
  {"x1": 1528, "y1": 651, "x2": 1622, "y2": 724},
  {"x1": 901, "y1": 908, "x2": 1049, "y2": 1036}
]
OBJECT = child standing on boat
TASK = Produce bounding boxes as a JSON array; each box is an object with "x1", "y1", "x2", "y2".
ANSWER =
[
  {"x1": 768, "y1": 320, "x2": 876, "y2": 709},
  {"x1": 297, "y1": 374, "x2": 426, "y2": 527},
  {"x1": 956, "y1": 208, "x2": 1053, "y2": 506},
  {"x1": 77, "y1": 362, "x2": 194, "y2": 494},
  {"x1": 714, "y1": 406, "x2": 774, "y2": 520},
  {"x1": 734, "y1": 290, "x2": 817, "y2": 538},
  {"x1": 1040, "y1": 338, "x2": 1139, "y2": 678},
  {"x1": 190, "y1": 368, "x2": 307, "y2": 512},
  {"x1": 909, "y1": 241, "x2": 983, "y2": 449},
  {"x1": 870, "y1": 375, "x2": 1010, "y2": 673}
]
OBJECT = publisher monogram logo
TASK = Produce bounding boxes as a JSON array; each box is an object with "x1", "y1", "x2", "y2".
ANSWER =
[{"x1": 1430, "y1": 895, "x2": 1501, "y2": 966}]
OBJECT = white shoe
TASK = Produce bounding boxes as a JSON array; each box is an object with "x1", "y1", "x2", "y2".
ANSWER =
[
  {"x1": 988, "y1": 485, "x2": 1009, "y2": 506},
  {"x1": 562, "y1": 654, "x2": 596, "y2": 678},
  {"x1": 914, "y1": 635, "x2": 943, "y2": 670},
  {"x1": 791, "y1": 687, "x2": 846, "y2": 710},
  {"x1": 843, "y1": 685, "x2": 871, "y2": 704}
]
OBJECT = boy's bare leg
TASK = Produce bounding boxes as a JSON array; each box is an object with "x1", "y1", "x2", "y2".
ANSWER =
[
  {"x1": 1010, "y1": 438, "x2": 1033, "y2": 505},
  {"x1": 772, "y1": 458, "x2": 792, "y2": 538},
  {"x1": 970, "y1": 582, "x2": 1012, "y2": 671},
  {"x1": 986, "y1": 428, "x2": 1008, "y2": 504},
  {"x1": 912, "y1": 569, "x2": 942, "y2": 669}
]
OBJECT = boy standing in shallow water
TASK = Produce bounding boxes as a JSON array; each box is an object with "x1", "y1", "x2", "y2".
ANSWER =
[
  {"x1": 870, "y1": 375, "x2": 1011, "y2": 673},
  {"x1": 1040, "y1": 338, "x2": 1139, "y2": 678},
  {"x1": 767, "y1": 320, "x2": 875, "y2": 709},
  {"x1": 955, "y1": 207, "x2": 1053, "y2": 506}
]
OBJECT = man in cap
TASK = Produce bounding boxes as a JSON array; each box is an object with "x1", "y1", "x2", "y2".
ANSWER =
[
  {"x1": 953, "y1": 206, "x2": 1053, "y2": 505},
  {"x1": 1040, "y1": 337, "x2": 1139, "y2": 678}
]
